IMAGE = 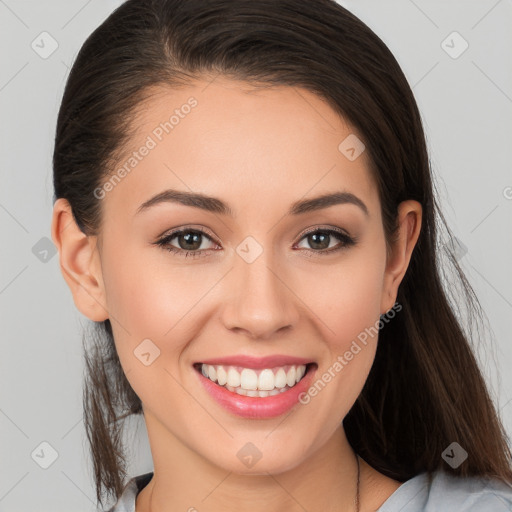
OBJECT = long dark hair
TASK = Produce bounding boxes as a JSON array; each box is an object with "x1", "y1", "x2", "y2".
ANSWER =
[{"x1": 52, "y1": 0, "x2": 512, "y2": 508}]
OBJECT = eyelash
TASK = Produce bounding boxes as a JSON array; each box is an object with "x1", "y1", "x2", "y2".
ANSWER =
[{"x1": 154, "y1": 226, "x2": 357, "y2": 259}]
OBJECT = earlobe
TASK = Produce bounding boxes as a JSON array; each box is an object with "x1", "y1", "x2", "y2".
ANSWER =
[
  {"x1": 380, "y1": 200, "x2": 422, "y2": 315},
  {"x1": 51, "y1": 198, "x2": 109, "y2": 322}
]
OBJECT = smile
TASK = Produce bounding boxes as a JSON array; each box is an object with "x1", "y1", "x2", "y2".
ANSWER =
[
  {"x1": 193, "y1": 361, "x2": 318, "y2": 418},
  {"x1": 196, "y1": 363, "x2": 309, "y2": 397}
]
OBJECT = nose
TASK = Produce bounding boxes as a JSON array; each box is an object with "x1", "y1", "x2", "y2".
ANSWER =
[{"x1": 220, "y1": 250, "x2": 301, "y2": 340}]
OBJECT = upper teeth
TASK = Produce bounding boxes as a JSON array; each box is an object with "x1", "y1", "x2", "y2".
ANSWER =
[{"x1": 201, "y1": 363, "x2": 307, "y2": 391}]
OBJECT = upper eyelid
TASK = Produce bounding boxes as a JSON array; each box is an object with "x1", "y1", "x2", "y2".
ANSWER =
[
  {"x1": 159, "y1": 226, "x2": 218, "y2": 245},
  {"x1": 299, "y1": 225, "x2": 350, "y2": 238}
]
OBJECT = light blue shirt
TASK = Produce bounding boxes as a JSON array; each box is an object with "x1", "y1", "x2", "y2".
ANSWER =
[{"x1": 107, "y1": 469, "x2": 512, "y2": 511}]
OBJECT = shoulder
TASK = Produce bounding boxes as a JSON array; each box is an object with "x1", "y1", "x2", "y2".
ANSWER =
[
  {"x1": 105, "y1": 472, "x2": 154, "y2": 512},
  {"x1": 433, "y1": 471, "x2": 512, "y2": 511},
  {"x1": 377, "y1": 470, "x2": 512, "y2": 512}
]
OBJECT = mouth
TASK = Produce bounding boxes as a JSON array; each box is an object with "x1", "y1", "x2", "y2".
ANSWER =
[{"x1": 193, "y1": 361, "x2": 318, "y2": 398}]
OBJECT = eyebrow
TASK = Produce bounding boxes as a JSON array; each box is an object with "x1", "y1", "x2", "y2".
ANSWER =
[{"x1": 135, "y1": 189, "x2": 369, "y2": 217}]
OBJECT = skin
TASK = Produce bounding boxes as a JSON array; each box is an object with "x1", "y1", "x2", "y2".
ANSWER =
[{"x1": 51, "y1": 76, "x2": 422, "y2": 512}]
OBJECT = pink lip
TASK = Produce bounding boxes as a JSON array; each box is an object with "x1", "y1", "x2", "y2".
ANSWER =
[
  {"x1": 197, "y1": 354, "x2": 314, "y2": 369},
  {"x1": 194, "y1": 362, "x2": 318, "y2": 419}
]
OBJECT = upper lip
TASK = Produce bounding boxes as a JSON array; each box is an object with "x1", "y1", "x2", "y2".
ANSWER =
[{"x1": 196, "y1": 355, "x2": 315, "y2": 369}]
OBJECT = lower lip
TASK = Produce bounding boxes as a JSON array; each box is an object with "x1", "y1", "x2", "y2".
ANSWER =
[{"x1": 195, "y1": 364, "x2": 317, "y2": 419}]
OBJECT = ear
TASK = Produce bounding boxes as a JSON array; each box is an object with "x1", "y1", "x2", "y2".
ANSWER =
[
  {"x1": 380, "y1": 200, "x2": 422, "y2": 315},
  {"x1": 51, "y1": 198, "x2": 109, "y2": 322}
]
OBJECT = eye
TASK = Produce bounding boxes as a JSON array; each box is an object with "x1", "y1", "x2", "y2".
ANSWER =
[
  {"x1": 153, "y1": 226, "x2": 357, "y2": 259},
  {"x1": 154, "y1": 228, "x2": 219, "y2": 259},
  {"x1": 294, "y1": 227, "x2": 357, "y2": 255}
]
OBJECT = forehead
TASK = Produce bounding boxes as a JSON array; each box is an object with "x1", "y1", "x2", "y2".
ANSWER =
[{"x1": 101, "y1": 76, "x2": 379, "y2": 221}]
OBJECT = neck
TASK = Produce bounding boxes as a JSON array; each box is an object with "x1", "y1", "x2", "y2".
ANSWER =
[{"x1": 136, "y1": 413, "x2": 361, "y2": 512}]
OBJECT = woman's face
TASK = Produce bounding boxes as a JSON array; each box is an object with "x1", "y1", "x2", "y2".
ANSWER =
[{"x1": 70, "y1": 77, "x2": 419, "y2": 475}]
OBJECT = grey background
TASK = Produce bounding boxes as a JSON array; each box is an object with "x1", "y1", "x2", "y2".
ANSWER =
[{"x1": 1, "y1": 0, "x2": 511, "y2": 510}]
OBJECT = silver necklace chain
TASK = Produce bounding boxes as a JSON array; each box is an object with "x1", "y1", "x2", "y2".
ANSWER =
[{"x1": 355, "y1": 453, "x2": 361, "y2": 512}]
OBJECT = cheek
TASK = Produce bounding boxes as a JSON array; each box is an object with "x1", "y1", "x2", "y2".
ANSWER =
[
  {"x1": 100, "y1": 250, "x2": 196, "y2": 408},
  {"x1": 296, "y1": 279, "x2": 383, "y2": 429},
  {"x1": 100, "y1": 242, "x2": 224, "y2": 371},
  {"x1": 101, "y1": 239, "x2": 192, "y2": 335},
  {"x1": 335, "y1": 258, "x2": 385, "y2": 340},
  {"x1": 292, "y1": 240, "x2": 386, "y2": 415},
  {"x1": 98, "y1": 240, "x2": 176, "y2": 376},
  {"x1": 297, "y1": 247, "x2": 386, "y2": 349},
  {"x1": 102, "y1": 255, "x2": 167, "y2": 337}
]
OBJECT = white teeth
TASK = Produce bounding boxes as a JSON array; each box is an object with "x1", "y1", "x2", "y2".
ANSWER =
[
  {"x1": 258, "y1": 369, "x2": 275, "y2": 390},
  {"x1": 199, "y1": 363, "x2": 309, "y2": 395},
  {"x1": 274, "y1": 368, "x2": 287, "y2": 388},
  {"x1": 216, "y1": 366, "x2": 227, "y2": 386},
  {"x1": 227, "y1": 367, "x2": 241, "y2": 387},
  {"x1": 240, "y1": 368, "x2": 258, "y2": 390},
  {"x1": 286, "y1": 367, "x2": 296, "y2": 387}
]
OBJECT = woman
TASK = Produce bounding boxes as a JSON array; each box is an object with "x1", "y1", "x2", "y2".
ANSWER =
[{"x1": 50, "y1": 0, "x2": 512, "y2": 510}]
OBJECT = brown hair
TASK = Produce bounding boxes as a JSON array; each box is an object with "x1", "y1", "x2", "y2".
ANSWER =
[{"x1": 52, "y1": 0, "x2": 512, "y2": 508}]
